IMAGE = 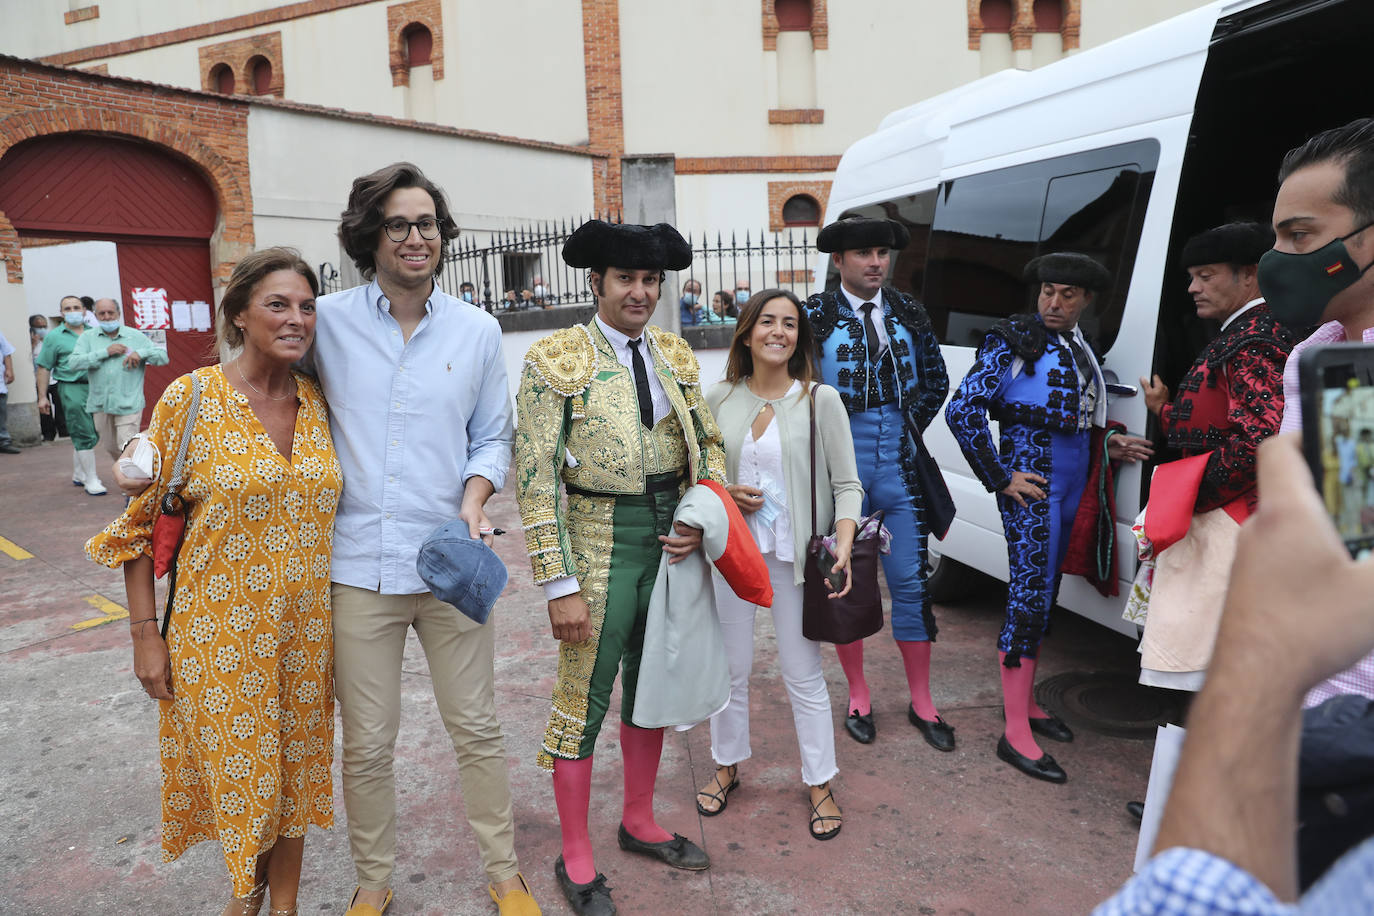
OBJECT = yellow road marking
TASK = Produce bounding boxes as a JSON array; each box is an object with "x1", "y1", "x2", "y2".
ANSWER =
[
  {"x1": 0, "y1": 535, "x2": 33, "y2": 560},
  {"x1": 73, "y1": 594, "x2": 129, "y2": 630}
]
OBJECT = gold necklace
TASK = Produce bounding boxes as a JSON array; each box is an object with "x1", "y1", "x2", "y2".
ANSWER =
[{"x1": 236, "y1": 361, "x2": 295, "y2": 401}]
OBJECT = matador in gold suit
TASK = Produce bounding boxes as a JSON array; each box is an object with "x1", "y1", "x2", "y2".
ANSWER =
[{"x1": 514, "y1": 220, "x2": 727, "y2": 913}]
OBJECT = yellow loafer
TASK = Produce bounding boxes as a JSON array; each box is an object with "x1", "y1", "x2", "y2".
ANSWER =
[
  {"x1": 489, "y1": 872, "x2": 541, "y2": 915},
  {"x1": 344, "y1": 887, "x2": 392, "y2": 916}
]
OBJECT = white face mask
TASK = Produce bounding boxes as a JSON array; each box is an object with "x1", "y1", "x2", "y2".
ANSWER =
[{"x1": 533, "y1": 284, "x2": 549, "y2": 298}]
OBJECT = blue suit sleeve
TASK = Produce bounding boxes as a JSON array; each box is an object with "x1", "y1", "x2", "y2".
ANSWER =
[{"x1": 945, "y1": 336, "x2": 1015, "y2": 493}]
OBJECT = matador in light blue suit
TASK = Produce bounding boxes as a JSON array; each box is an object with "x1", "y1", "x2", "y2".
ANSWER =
[{"x1": 806, "y1": 217, "x2": 954, "y2": 752}]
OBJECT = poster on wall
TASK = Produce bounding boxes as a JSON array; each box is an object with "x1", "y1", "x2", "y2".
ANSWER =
[
  {"x1": 131, "y1": 287, "x2": 170, "y2": 330},
  {"x1": 144, "y1": 329, "x2": 167, "y2": 346}
]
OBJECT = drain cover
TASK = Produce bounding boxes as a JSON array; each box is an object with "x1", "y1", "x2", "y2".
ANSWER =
[{"x1": 1035, "y1": 671, "x2": 1186, "y2": 739}]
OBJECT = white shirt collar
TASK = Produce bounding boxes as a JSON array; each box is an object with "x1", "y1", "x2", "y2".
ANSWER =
[
  {"x1": 594, "y1": 314, "x2": 642, "y2": 348},
  {"x1": 839, "y1": 284, "x2": 882, "y2": 313},
  {"x1": 1220, "y1": 297, "x2": 1265, "y2": 331}
]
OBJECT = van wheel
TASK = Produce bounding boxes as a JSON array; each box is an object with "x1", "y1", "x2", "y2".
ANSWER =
[{"x1": 926, "y1": 541, "x2": 975, "y2": 604}]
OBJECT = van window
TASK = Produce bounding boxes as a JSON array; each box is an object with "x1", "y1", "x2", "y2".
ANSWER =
[
  {"x1": 841, "y1": 141, "x2": 1158, "y2": 352},
  {"x1": 929, "y1": 141, "x2": 1157, "y2": 351},
  {"x1": 827, "y1": 188, "x2": 938, "y2": 297}
]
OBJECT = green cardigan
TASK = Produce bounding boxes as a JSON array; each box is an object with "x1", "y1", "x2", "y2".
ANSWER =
[{"x1": 706, "y1": 379, "x2": 864, "y2": 584}]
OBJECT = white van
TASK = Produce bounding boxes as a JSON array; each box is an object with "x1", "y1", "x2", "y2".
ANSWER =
[{"x1": 820, "y1": 0, "x2": 1371, "y2": 636}]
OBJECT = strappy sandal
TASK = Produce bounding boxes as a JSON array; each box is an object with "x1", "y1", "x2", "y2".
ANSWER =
[
  {"x1": 221, "y1": 881, "x2": 268, "y2": 916},
  {"x1": 695, "y1": 764, "x2": 739, "y2": 817},
  {"x1": 808, "y1": 783, "x2": 843, "y2": 841},
  {"x1": 269, "y1": 906, "x2": 298, "y2": 916}
]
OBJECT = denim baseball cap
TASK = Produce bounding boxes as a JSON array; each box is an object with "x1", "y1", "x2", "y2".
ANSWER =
[{"x1": 416, "y1": 521, "x2": 508, "y2": 624}]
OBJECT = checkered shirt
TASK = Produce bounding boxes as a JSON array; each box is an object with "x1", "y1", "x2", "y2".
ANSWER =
[{"x1": 1094, "y1": 842, "x2": 1374, "y2": 915}]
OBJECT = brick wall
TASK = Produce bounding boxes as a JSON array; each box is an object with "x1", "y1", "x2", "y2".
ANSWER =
[
  {"x1": 0, "y1": 59, "x2": 254, "y2": 287},
  {"x1": 967, "y1": 0, "x2": 1081, "y2": 51},
  {"x1": 198, "y1": 32, "x2": 285, "y2": 96},
  {"x1": 761, "y1": 0, "x2": 828, "y2": 51},
  {"x1": 676, "y1": 156, "x2": 839, "y2": 174},
  {"x1": 387, "y1": 0, "x2": 443, "y2": 87},
  {"x1": 767, "y1": 179, "x2": 831, "y2": 232},
  {"x1": 63, "y1": 6, "x2": 99, "y2": 25},
  {"x1": 582, "y1": 0, "x2": 624, "y2": 214}
]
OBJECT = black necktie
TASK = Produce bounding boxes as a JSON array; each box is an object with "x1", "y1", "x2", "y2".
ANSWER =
[
  {"x1": 860, "y1": 302, "x2": 882, "y2": 361},
  {"x1": 1062, "y1": 332, "x2": 1095, "y2": 387},
  {"x1": 628, "y1": 337, "x2": 654, "y2": 429}
]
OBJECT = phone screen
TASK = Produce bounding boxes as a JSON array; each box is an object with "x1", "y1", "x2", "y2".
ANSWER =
[{"x1": 1303, "y1": 347, "x2": 1374, "y2": 558}]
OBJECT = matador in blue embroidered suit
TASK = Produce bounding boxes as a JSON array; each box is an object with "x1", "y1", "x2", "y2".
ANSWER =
[
  {"x1": 946, "y1": 252, "x2": 1152, "y2": 783},
  {"x1": 806, "y1": 216, "x2": 955, "y2": 752}
]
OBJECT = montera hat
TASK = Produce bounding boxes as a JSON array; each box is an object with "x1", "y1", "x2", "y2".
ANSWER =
[
  {"x1": 1023, "y1": 252, "x2": 1112, "y2": 292},
  {"x1": 816, "y1": 217, "x2": 911, "y2": 253},
  {"x1": 1180, "y1": 221, "x2": 1275, "y2": 269},
  {"x1": 416, "y1": 521, "x2": 509, "y2": 624},
  {"x1": 562, "y1": 219, "x2": 693, "y2": 271}
]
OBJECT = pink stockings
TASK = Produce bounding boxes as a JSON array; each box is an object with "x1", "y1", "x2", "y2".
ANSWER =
[
  {"x1": 551, "y1": 723, "x2": 673, "y2": 885},
  {"x1": 618, "y1": 722, "x2": 672, "y2": 843},
  {"x1": 999, "y1": 651, "x2": 1049, "y2": 759},
  {"x1": 834, "y1": 638, "x2": 939, "y2": 720},
  {"x1": 552, "y1": 756, "x2": 596, "y2": 884}
]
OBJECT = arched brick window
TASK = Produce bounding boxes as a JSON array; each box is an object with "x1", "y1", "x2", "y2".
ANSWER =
[
  {"x1": 404, "y1": 23, "x2": 432, "y2": 67},
  {"x1": 199, "y1": 32, "x2": 282, "y2": 97},
  {"x1": 980, "y1": 0, "x2": 1014, "y2": 33},
  {"x1": 775, "y1": 0, "x2": 812, "y2": 31},
  {"x1": 247, "y1": 55, "x2": 273, "y2": 95},
  {"x1": 388, "y1": 0, "x2": 444, "y2": 87},
  {"x1": 782, "y1": 194, "x2": 821, "y2": 227},
  {"x1": 1033, "y1": 0, "x2": 1063, "y2": 32},
  {"x1": 209, "y1": 62, "x2": 234, "y2": 95}
]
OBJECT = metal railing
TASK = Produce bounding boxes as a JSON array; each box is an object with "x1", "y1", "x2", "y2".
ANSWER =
[{"x1": 318, "y1": 218, "x2": 819, "y2": 313}]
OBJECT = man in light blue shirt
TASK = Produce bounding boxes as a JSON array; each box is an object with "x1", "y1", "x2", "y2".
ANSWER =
[
  {"x1": 67, "y1": 297, "x2": 168, "y2": 463},
  {"x1": 311, "y1": 162, "x2": 539, "y2": 916}
]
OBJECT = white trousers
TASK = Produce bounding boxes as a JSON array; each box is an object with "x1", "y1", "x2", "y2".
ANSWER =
[{"x1": 709, "y1": 553, "x2": 838, "y2": 786}]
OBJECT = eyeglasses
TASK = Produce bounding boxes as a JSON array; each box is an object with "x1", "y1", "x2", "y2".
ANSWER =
[{"x1": 382, "y1": 217, "x2": 441, "y2": 242}]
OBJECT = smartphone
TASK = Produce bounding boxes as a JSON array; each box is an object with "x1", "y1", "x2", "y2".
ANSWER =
[
  {"x1": 1298, "y1": 343, "x2": 1374, "y2": 558},
  {"x1": 816, "y1": 545, "x2": 847, "y2": 592}
]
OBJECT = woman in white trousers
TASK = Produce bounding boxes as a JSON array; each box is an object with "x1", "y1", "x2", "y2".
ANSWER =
[{"x1": 697, "y1": 289, "x2": 863, "y2": 840}]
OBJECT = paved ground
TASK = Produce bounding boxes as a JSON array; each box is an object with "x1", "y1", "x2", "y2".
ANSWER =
[{"x1": 0, "y1": 438, "x2": 1156, "y2": 914}]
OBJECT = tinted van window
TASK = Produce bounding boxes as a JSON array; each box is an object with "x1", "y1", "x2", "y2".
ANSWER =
[
  {"x1": 839, "y1": 141, "x2": 1158, "y2": 352},
  {"x1": 926, "y1": 140, "x2": 1157, "y2": 350}
]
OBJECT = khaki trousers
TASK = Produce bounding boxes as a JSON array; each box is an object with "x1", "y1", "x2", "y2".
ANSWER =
[
  {"x1": 331, "y1": 583, "x2": 520, "y2": 889},
  {"x1": 92, "y1": 411, "x2": 142, "y2": 461}
]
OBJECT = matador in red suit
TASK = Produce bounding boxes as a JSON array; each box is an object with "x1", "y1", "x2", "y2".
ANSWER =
[
  {"x1": 1136, "y1": 221, "x2": 1295, "y2": 691},
  {"x1": 1145, "y1": 222, "x2": 1296, "y2": 512}
]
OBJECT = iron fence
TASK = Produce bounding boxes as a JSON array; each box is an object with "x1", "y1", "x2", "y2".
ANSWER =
[{"x1": 318, "y1": 217, "x2": 819, "y2": 314}]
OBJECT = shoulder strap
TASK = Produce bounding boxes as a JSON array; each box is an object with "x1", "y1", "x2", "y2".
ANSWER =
[
  {"x1": 168, "y1": 372, "x2": 202, "y2": 495},
  {"x1": 808, "y1": 384, "x2": 819, "y2": 538}
]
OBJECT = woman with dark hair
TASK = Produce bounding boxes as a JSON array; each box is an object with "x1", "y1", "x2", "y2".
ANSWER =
[
  {"x1": 87, "y1": 248, "x2": 342, "y2": 916},
  {"x1": 709, "y1": 289, "x2": 738, "y2": 322},
  {"x1": 694, "y1": 288, "x2": 862, "y2": 840}
]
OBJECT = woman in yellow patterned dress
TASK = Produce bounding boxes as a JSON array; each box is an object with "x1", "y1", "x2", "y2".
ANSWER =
[{"x1": 87, "y1": 248, "x2": 342, "y2": 916}]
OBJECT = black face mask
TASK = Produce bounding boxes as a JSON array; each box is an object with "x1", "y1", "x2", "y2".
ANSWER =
[{"x1": 1257, "y1": 219, "x2": 1374, "y2": 329}]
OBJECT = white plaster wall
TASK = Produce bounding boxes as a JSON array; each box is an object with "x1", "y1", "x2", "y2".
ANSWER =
[
  {"x1": 22, "y1": 241, "x2": 122, "y2": 317},
  {"x1": 0, "y1": 278, "x2": 35, "y2": 407},
  {"x1": 675, "y1": 172, "x2": 831, "y2": 239},
  {"x1": 31, "y1": 0, "x2": 589, "y2": 148},
  {"x1": 1080, "y1": 0, "x2": 1215, "y2": 47},
  {"x1": 0, "y1": 0, "x2": 310, "y2": 59},
  {"x1": 246, "y1": 105, "x2": 595, "y2": 272}
]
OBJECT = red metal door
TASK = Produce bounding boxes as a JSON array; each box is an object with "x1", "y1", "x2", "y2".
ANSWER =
[
  {"x1": 0, "y1": 133, "x2": 220, "y2": 422},
  {"x1": 116, "y1": 240, "x2": 217, "y2": 424}
]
